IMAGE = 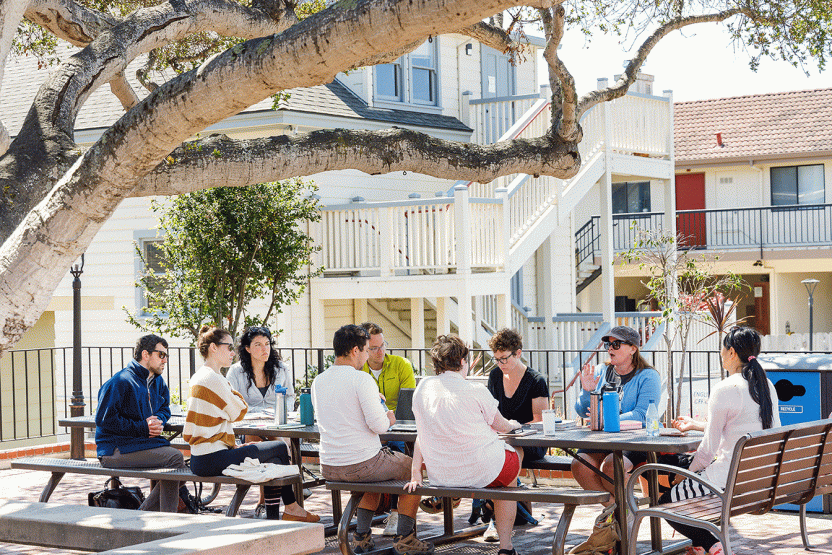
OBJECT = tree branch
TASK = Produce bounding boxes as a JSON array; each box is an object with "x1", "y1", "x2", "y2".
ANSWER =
[
  {"x1": 24, "y1": 0, "x2": 117, "y2": 46},
  {"x1": 540, "y1": 4, "x2": 578, "y2": 142},
  {"x1": 458, "y1": 21, "x2": 519, "y2": 54},
  {"x1": 577, "y1": 9, "x2": 746, "y2": 118},
  {"x1": 0, "y1": 0, "x2": 300, "y2": 242},
  {"x1": 109, "y1": 70, "x2": 139, "y2": 110},
  {"x1": 134, "y1": 129, "x2": 580, "y2": 197}
]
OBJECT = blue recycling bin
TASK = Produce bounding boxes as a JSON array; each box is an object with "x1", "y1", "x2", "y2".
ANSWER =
[{"x1": 760, "y1": 354, "x2": 832, "y2": 513}]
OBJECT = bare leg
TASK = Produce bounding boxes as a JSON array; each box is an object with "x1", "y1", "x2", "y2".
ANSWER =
[
  {"x1": 571, "y1": 452, "x2": 613, "y2": 505},
  {"x1": 599, "y1": 454, "x2": 633, "y2": 506}
]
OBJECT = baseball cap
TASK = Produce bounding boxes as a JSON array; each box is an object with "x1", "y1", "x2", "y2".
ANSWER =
[{"x1": 602, "y1": 326, "x2": 641, "y2": 346}]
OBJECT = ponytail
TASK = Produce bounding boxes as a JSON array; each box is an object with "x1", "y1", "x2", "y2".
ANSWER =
[
  {"x1": 724, "y1": 326, "x2": 774, "y2": 429},
  {"x1": 742, "y1": 357, "x2": 774, "y2": 429}
]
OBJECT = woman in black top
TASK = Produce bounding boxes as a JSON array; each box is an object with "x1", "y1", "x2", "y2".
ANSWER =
[{"x1": 487, "y1": 329, "x2": 550, "y2": 462}]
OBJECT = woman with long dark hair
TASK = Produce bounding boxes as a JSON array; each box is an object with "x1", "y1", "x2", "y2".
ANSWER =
[
  {"x1": 227, "y1": 326, "x2": 294, "y2": 416},
  {"x1": 226, "y1": 326, "x2": 295, "y2": 517},
  {"x1": 664, "y1": 326, "x2": 779, "y2": 555}
]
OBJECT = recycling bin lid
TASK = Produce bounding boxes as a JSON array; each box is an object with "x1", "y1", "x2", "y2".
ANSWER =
[{"x1": 758, "y1": 353, "x2": 832, "y2": 371}]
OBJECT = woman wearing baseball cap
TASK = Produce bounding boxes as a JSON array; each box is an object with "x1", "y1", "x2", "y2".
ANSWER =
[{"x1": 567, "y1": 325, "x2": 662, "y2": 554}]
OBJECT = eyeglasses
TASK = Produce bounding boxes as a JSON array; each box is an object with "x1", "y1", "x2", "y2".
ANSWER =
[
  {"x1": 152, "y1": 350, "x2": 168, "y2": 360},
  {"x1": 493, "y1": 352, "x2": 517, "y2": 364},
  {"x1": 368, "y1": 342, "x2": 388, "y2": 353},
  {"x1": 603, "y1": 340, "x2": 631, "y2": 350}
]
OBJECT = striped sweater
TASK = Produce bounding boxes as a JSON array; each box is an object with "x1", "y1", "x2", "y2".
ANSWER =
[{"x1": 183, "y1": 365, "x2": 248, "y2": 456}]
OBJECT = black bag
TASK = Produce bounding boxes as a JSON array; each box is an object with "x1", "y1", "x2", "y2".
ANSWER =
[{"x1": 88, "y1": 477, "x2": 145, "y2": 510}]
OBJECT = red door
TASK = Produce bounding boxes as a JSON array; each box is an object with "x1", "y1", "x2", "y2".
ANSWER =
[{"x1": 676, "y1": 173, "x2": 706, "y2": 248}]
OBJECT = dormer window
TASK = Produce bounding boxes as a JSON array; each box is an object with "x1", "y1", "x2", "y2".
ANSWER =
[{"x1": 374, "y1": 40, "x2": 438, "y2": 107}]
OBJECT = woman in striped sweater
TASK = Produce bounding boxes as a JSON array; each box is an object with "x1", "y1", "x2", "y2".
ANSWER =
[{"x1": 183, "y1": 325, "x2": 319, "y2": 522}]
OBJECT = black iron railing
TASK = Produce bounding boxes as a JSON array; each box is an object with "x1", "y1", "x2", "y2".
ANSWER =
[
  {"x1": 4, "y1": 345, "x2": 828, "y2": 445},
  {"x1": 577, "y1": 203, "x2": 832, "y2": 260}
]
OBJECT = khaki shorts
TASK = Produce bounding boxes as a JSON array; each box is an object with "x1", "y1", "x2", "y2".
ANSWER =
[{"x1": 322, "y1": 447, "x2": 411, "y2": 482}]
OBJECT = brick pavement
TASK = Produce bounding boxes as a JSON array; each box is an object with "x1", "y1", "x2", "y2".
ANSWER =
[{"x1": 0, "y1": 458, "x2": 829, "y2": 554}]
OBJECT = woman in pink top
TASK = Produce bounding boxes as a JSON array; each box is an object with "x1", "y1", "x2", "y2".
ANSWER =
[
  {"x1": 665, "y1": 326, "x2": 779, "y2": 555},
  {"x1": 405, "y1": 334, "x2": 523, "y2": 555}
]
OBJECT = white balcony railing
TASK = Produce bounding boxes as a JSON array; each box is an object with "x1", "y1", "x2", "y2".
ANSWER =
[{"x1": 317, "y1": 92, "x2": 672, "y2": 277}]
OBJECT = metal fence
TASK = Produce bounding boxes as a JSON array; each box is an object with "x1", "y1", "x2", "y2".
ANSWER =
[
  {"x1": 2, "y1": 345, "x2": 829, "y2": 445},
  {"x1": 577, "y1": 203, "x2": 832, "y2": 258}
]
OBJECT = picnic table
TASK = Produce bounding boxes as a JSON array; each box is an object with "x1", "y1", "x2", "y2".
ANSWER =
[
  {"x1": 61, "y1": 415, "x2": 701, "y2": 554},
  {"x1": 508, "y1": 421, "x2": 703, "y2": 555}
]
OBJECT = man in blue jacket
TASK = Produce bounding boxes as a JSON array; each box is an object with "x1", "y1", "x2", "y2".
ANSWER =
[{"x1": 96, "y1": 334, "x2": 193, "y2": 512}]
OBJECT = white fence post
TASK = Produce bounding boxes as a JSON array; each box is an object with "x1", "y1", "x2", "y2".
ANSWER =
[{"x1": 454, "y1": 185, "x2": 471, "y2": 275}]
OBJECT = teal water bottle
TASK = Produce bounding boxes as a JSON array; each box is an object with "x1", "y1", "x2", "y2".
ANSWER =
[
  {"x1": 300, "y1": 388, "x2": 314, "y2": 425},
  {"x1": 602, "y1": 389, "x2": 620, "y2": 433}
]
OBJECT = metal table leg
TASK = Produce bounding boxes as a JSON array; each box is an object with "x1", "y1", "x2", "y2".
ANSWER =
[
  {"x1": 612, "y1": 451, "x2": 628, "y2": 555},
  {"x1": 290, "y1": 437, "x2": 304, "y2": 507}
]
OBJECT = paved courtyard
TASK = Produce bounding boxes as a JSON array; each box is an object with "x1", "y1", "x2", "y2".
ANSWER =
[{"x1": 0, "y1": 459, "x2": 829, "y2": 554}]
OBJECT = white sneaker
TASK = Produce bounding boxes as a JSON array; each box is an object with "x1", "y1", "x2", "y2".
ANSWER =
[
  {"x1": 483, "y1": 519, "x2": 499, "y2": 542},
  {"x1": 383, "y1": 511, "x2": 399, "y2": 536}
]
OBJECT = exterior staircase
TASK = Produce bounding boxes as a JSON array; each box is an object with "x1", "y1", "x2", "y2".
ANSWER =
[{"x1": 310, "y1": 91, "x2": 674, "y2": 349}]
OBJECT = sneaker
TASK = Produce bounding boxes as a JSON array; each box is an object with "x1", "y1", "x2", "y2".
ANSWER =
[
  {"x1": 383, "y1": 511, "x2": 399, "y2": 536},
  {"x1": 393, "y1": 531, "x2": 435, "y2": 555},
  {"x1": 254, "y1": 503, "x2": 266, "y2": 519},
  {"x1": 352, "y1": 531, "x2": 375, "y2": 554},
  {"x1": 594, "y1": 503, "x2": 616, "y2": 527},
  {"x1": 483, "y1": 519, "x2": 499, "y2": 542}
]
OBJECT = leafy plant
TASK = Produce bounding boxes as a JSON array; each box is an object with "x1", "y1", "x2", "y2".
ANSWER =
[
  {"x1": 620, "y1": 224, "x2": 748, "y2": 418},
  {"x1": 126, "y1": 179, "x2": 322, "y2": 343}
]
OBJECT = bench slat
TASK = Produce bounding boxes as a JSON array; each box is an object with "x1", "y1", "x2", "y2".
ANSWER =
[
  {"x1": 325, "y1": 479, "x2": 609, "y2": 505},
  {"x1": 523, "y1": 455, "x2": 573, "y2": 471},
  {"x1": 11, "y1": 457, "x2": 300, "y2": 487}
]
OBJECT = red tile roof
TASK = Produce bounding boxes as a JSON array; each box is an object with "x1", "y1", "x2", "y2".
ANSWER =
[{"x1": 674, "y1": 88, "x2": 832, "y2": 165}]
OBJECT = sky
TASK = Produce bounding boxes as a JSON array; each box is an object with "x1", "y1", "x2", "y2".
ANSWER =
[{"x1": 536, "y1": 22, "x2": 829, "y2": 102}]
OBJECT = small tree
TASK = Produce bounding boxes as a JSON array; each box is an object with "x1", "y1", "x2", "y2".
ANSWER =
[
  {"x1": 620, "y1": 225, "x2": 746, "y2": 418},
  {"x1": 127, "y1": 178, "x2": 322, "y2": 343}
]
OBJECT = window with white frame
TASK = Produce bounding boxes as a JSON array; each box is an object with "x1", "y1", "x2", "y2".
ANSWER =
[
  {"x1": 770, "y1": 164, "x2": 825, "y2": 205},
  {"x1": 134, "y1": 236, "x2": 166, "y2": 314},
  {"x1": 374, "y1": 40, "x2": 437, "y2": 106},
  {"x1": 612, "y1": 181, "x2": 651, "y2": 213}
]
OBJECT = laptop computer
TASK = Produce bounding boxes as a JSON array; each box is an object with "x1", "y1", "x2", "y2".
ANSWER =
[{"x1": 389, "y1": 388, "x2": 417, "y2": 432}]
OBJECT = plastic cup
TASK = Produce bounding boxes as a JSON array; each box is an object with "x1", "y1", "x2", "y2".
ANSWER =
[{"x1": 542, "y1": 409, "x2": 558, "y2": 436}]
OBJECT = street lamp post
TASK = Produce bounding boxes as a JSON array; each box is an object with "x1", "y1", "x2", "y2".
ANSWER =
[
  {"x1": 801, "y1": 278, "x2": 819, "y2": 352},
  {"x1": 69, "y1": 255, "x2": 85, "y2": 459}
]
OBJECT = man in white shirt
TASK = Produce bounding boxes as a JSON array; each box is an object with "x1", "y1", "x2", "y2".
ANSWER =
[{"x1": 312, "y1": 324, "x2": 433, "y2": 555}]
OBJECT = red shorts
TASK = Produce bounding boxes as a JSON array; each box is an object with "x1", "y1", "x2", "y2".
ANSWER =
[{"x1": 487, "y1": 449, "x2": 520, "y2": 487}]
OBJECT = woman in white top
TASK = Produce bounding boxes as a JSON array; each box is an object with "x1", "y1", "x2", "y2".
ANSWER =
[
  {"x1": 405, "y1": 334, "x2": 523, "y2": 555},
  {"x1": 665, "y1": 326, "x2": 779, "y2": 555},
  {"x1": 226, "y1": 325, "x2": 294, "y2": 516}
]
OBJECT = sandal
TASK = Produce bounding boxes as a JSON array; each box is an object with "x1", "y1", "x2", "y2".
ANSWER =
[
  {"x1": 498, "y1": 549, "x2": 518, "y2": 555},
  {"x1": 419, "y1": 496, "x2": 461, "y2": 514}
]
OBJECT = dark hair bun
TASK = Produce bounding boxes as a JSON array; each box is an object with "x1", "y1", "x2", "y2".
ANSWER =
[{"x1": 199, "y1": 324, "x2": 212, "y2": 335}]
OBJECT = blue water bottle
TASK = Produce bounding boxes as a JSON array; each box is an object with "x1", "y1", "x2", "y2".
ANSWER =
[
  {"x1": 300, "y1": 387, "x2": 314, "y2": 425},
  {"x1": 602, "y1": 388, "x2": 620, "y2": 433}
]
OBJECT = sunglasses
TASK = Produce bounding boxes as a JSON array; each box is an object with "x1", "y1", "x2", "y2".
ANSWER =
[
  {"x1": 152, "y1": 350, "x2": 168, "y2": 359},
  {"x1": 603, "y1": 340, "x2": 631, "y2": 350}
]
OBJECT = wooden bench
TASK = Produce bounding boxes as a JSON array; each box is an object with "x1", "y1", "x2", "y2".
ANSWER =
[
  {"x1": 625, "y1": 418, "x2": 832, "y2": 555},
  {"x1": 11, "y1": 456, "x2": 301, "y2": 518},
  {"x1": 523, "y1": 454, "x2": 573, "y2": 486},
  {"x1": 326, "y1": 479, "x2": 610, "y2": 555}
]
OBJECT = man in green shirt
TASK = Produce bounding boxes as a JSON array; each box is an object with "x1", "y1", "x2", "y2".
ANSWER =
[
  {"x1": 360, "y1": 322, "x2": 416, "y2": 412},
  {"x1": 360, "y1": 322, "x2": 417, "y2": 536}
]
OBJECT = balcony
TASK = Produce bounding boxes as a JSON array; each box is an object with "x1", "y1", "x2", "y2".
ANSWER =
[{"x1": 577, "y1": 203, "x2": 832, "y2": 261}]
